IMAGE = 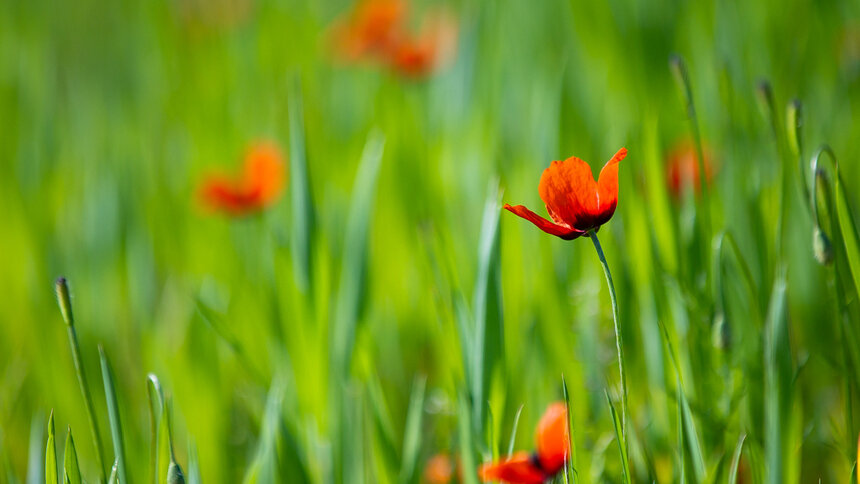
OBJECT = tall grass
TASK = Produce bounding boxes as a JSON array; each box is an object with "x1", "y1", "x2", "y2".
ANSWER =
[{"x1": 0, "y1": 0, "x2": 859, "y2": 482}]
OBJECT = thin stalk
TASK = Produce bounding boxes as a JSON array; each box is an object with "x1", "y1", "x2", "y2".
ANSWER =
[
  {"x1": 55, "y1": 277, "x2": 107, "y2": 484},
  {"x1": 587, "y1": 231, "x2": 628, "y2": 451}
]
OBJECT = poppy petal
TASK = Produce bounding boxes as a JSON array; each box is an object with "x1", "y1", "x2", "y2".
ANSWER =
[
  {"x1": 538, "y1": 157, "x2": 601, "y2": 231},
  {"x1": 535, "y1": 402, "x2": 570, "y2": 474},
  {"x1": 478, "y1": 452, "x2": 547, "y2": 484},
  {"x1": 504, "y1": 204, "x2": 584, "y2": 240},
  {"x1": 595, "y1": 147, "x2": 626, "y2": 224}
]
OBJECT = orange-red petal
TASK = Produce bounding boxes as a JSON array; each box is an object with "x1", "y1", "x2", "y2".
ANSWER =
[
  {"x1": 478, "y1": 452, "x2": 547, "y2": 484},
  {"x1": 504, "y1": 204, "x2": 584, "y2": 240},
  {"x1": 538, "y1": 156, "x2": 599, "y2": 231},
  {"x1": 594, "y1": 147, "x2": 627, "y2": 225},
  {"x1": 535, "y1": 402, "x2": 570, "y2": 474},
  {"x1": 200, "y1": 142, "x2": 286, "y2": 216}
]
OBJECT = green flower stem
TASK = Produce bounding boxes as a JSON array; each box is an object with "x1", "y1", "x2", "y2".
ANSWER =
[
  {"x1": 55, "y1": 277, "x2": 107, "y2": 484},
  {"x1": 587, "y1": 231, "x2": 628, "y2": 446}
]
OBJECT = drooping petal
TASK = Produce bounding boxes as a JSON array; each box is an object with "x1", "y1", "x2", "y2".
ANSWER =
[
  {"x1": 538, "y1": 157, "x2": 601, "y2": 231},
  {"x1": 595, "y1": 147, "x2": 627, "y2": 225},
  {"x1": 478, "y1": 452, "x2": 546, "y2": 484},
  {"x1": 504, "y1": 204, "x2": 584, "y2": 240},
  {"x1": 200, "y1": 177, "x2": 256, "y2": 215},
  {"x1": 535, "y1": 402, "x2": 570, "y2": 474}
]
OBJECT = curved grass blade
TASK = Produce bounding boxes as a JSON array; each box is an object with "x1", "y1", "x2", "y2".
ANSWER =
[
  {"x1": 398, "y1": 376, "x2": 426, "y2": 484},
  {"x1": 506, "y1": 404, "x2": 524, "y2": 458},
  {"x1": 728, "y1": 434, "x2": 746, "y2": 484},
  {"x1": 98, "y1": 347, "x2": 128, "y2": 484},
  {"x1": 764, "y1": 272, "x2": 790, "y2": 484},
  {"x1": 45, "y1": 411, "x2": 57, "y2": 484},
  {"x1": 834, "y1": 166, "x2": 860, "y2": 301}
]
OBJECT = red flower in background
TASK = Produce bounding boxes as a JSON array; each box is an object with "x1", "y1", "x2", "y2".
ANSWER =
[
  {"x1": 331, "y1": 0, "x2": 407, "y2": 62},
  {"x1": 504, "y1": 148, "x2": 627, "y2": 240},
  {"x1": 424, "y1": 453, "x2": 456, "y2": 484},
  {"x1": 389, "y1": 9, "x2": 458, "y2": 77},
  {"x1": 330, "y1": 0, "x2": 458, "y2": 78},
  {"x1": 665, "y1": 141, "x2": 715, "y2": 198},
  {"x1": 200, "y1": 142, "x2": 286, "y2": 215},
  {"x1": 479, "y1": 402, "x2": 570, "y2": 484}
]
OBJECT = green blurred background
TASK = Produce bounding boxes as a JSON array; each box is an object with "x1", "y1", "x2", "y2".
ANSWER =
[{"x1": 1, "y1": 0, "x2": 860, "y2": 482}]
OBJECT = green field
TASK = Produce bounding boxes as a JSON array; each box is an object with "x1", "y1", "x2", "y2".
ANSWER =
[{"x1": 2, "y1": 0, "x2": 860, "y2": 482}]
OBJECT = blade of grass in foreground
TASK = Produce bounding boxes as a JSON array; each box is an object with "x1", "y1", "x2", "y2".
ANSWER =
[
  {"x1": 45, "y1": 411, "x2": 57, "y2": 484},
  {"x1": 561, "y1": 377, "x2": 576, "y2": 484},
  {"x1": 471, "y1": 181, "x2": 504, "y2": 430},
  {"x1": 55, "y1": 278, "x2": 107, "y2": 483},
  {"x1": 147, "y1": 374, "x2": 164, "y2": 484},
  {"x1": 398, "y1": 376, "x2": 426, "y2": 484},
  {"x1": 764, "y1": 271, "x2": 791, "y2": 484},
  {"x1": 506, "y1": 404, "x2": 524, "y2": 458},
  {"x1": 605, "y1": 391, "x2": 630, "y2": 484},
  {"x1": 98, "y1": 347, "x2": 128, "y2": 484},
  {"x1": 63, "y1": 428, "x2": 82, "y2": 484},
  {"x1": 457, "y1": 394, "x2": 478, "y2": 484},
  {"x1": 288, "y1": 75, "x2": 315, "y2": 293},
  {"x1": 27, "y1": 414, "x2": 44, "y2": 484},
  {"x1": 728, "y1": 434, "x2": 746, "y2": 484},
  {"x1": 330, "y1": 131, "x2": 385, "y2": 380}
]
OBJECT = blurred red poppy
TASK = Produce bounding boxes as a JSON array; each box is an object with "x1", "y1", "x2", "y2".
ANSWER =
[
  {"x1": 389, "y1": 9, "x2": 458, "y2": 77},
  {"x1": 479, "y1": 402, "x2": 570, "y2": 484},
  {"x1": 665, "y1": 141, "x2": 714, "y2": 198},
  {"x1": 330, "y1": 0, "x2": 407, "y2": 62},
  {"x1": 504, "y1": 148, "x2": 627, "y2": 240},
  {"x1": 200, "y1": 142, "x2": 286, "y2": 215},
  {"x1": 330, "y1": 0, "x2": 458, "y2": 78},
  {"x1": 424, "y1": 453, "x2": 456, "y2": 484}
]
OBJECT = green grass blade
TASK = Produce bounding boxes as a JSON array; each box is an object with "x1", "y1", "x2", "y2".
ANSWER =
[
  {"x1": 605, "y1": 391, "x2": 630, "y2": 484},
  {"x1": 506, "y1": 404, "x2": 524, "y2": 457},
  {"x1": 764, "y1": 272, "x2": 790, "y2": 484},
  {"x1": 457, "y1": 393, "x2": 478, "y2": 484},
  {"x1": 108, "y1": 460, "x2": 118, "y2": 484},
  {"x1": 55, "y1": 278, "x2": 107, "y2": 483},
  {"x1": 45, "y1": 410, "x2": 57, "y2": 484},
  {"x1": 63, "y1": 428, "x2": 82, "y2": 484},
  {"x1": 186, "y1": 442, "x2": 201, "y2": 484},
  {"x1": 835, "y1": 170, "x2": 860, "y2": 301},
  {"x1": 146, "y1": 375, "x2": 164, "y2": 484},
  {"x1": 98, "y1": 347, "x2": 128, "y2": 484},
  {"x1": 331, "y1": 131, "x2": 386, "y2": 379},
  {"x1": 287, "y1": 75, "x2": 315, "y2": 293},
  {"x1": 398, "y1": 376, "x2": 426, "y2": 484},
  {"x1": 728, "y1": 434, "x2": 746, "y2": 484},
  {"x1": 561, "y1": 377, "x2": 576, "y2": 483},
  {"x1": 471, "y1": 181, "x2": 504, "y2": 429},
  {"x1": 27, "y1": 414, "x2": 44, "y2": 484}
]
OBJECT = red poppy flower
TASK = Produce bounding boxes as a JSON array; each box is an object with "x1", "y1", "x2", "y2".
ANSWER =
[
  {"x1": 330, "y1": 0, "x2": 407, "y2": 62},
  {"x1": 389, "y1": 10, "x2": 458, "y2": 77},
  {"x1": 424, "y1": 453, "x2": 456, "y2": 484},
  {"x1": 665, "y1": 141, "x2": 714, "y2": 198},
  {"x1": 479, "y1": 402, "x2": 570, "y2": 484},
  {"x1": 504, "y1": 148, "x2": 627, "y2": 240},
  {"x1": 200, "y1": 142, "x2": 286, "y2": 215}
]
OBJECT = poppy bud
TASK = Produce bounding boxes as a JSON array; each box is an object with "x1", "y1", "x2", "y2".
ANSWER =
[
  {"x1": 812, "y1": 225, "x2": 834, "y2": 265},
  {"x1": 711, "y1": 312, "x2": 731, "y2": 350},
  {"x1": 167, "y1": 461, "x2": 186, "y2": 484}
]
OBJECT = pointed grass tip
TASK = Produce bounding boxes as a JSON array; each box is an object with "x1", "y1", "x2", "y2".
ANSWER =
[
  {"x1": 55, "y1": 277, "x2": 74, "y2": 326},
  {"x1": 786, "y1": 98, "x2": 803, "y2": 156}
]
